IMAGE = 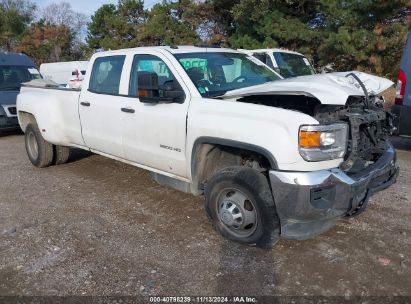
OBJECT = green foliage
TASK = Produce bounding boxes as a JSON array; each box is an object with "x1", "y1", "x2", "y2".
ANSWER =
[
  {"x1": 87, "y1": 4, "x2": 118, "y2": 49},
  {"x1": 1, "y1": 0, "x2": 409, "y2": 80},
  {"x1": 228, "y1": 0, "x2": 318, "y2": 49},
  {"x1": 0, "y1": 0, "x2": 87, "y2": 63},
  {"x1": 15, "y1": 21, "x2": 74, "y2": 65},
  {"x1": 227, "y1": 0, "x2": 410, "y2": 79},
  {"x1": 0, "y1": 0, "x2": 36, "y2": 50},
  {"x1": 197, "y1": 0, "x2": 240, "y2": 44},
  {"x1": 314, "y1": 0, "x2": 411, "y2": 79},
  {"x1": 87, "y1": 0, "x2": 200, "y2": 50},
  {"x1": 139, "y1": 1, "x2": 199, "y2": 46}
]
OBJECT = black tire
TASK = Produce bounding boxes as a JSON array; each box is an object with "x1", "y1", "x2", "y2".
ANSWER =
[
  {"x1": 205, "y1": 166, "x2": 280, "y2": 248},
  {"x1": 24, "y1": 123, "x2": 54, "y2": 168},
  {"x1": 54, "y1": 145, "x2": 70, "y2": 165}
]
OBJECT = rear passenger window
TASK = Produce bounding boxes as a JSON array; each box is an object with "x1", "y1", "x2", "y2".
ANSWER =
[{"x1": 89, "y1": 56, "x2": 125, "y2": 95}]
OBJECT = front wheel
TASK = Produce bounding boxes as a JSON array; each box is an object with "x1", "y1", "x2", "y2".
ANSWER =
[
  {"x1": 25, "y1": 123, "x2": 54, "y2": 168},
  {"x1": 205, "y1": 166, "x2": 280, "y2": 248}
]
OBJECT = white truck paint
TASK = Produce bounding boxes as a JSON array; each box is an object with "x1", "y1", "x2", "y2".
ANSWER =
[
  {"x1": 223, "y1": 71, "x2": 394, "y2": 106},
  {"x1": 17, "y1": 46, "x2": 398, "y2": 247}
]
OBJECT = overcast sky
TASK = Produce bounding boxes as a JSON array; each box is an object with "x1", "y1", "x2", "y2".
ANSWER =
[{"x1": 33, "y1": 0, "x2": 161, "y2": 16}]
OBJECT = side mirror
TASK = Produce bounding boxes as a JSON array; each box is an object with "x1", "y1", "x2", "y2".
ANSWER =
[
  {"x1": 137, "y1": 72, "x2": 160, "y2": 103},
  {"x1": 137, "y1": 72, "x2": 185, "y2": 104}
]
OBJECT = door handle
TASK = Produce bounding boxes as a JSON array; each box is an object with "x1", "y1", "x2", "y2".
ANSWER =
[
  {"x1": 80, "y1": 102, "x2": 91, "y2": 107},
  {"x1": 121, "y1": 107, "x2": 135, "y2": 114}
]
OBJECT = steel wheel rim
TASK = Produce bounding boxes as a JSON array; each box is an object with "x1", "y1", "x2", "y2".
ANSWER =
[
  {"x1": 27, "y1": 132, "x2": 39, "y2": 160},
  {"x1": 216, "y1": 188, "x2": 258, "y2": 238}
]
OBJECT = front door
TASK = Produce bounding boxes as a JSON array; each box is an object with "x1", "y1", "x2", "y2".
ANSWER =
[{"x1": 120, "y1": 53, "x2": 190, "y2": 178}]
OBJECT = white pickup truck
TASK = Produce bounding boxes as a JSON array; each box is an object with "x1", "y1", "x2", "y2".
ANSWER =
[
  {"x1": 239, "y1": 48, "x2": 316, "y2": 78},
  {"x1": 17, "y1": 46, "x2": 399, "y2": 248}
]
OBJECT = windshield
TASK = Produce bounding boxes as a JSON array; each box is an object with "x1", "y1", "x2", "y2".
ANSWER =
[
  {"x1": 0, "y1": 66, "x2": 41, "y2": 91},
  {"x1": 273, "y1": 52, "x2": 315, "y2": 78},
  {"x1": 174, "y1": 52, "x2": 280, "y2": 97}
]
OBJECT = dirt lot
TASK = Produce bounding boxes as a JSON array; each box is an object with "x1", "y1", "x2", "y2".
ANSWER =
[{"x1": 0, "y1": 132, "x2": 410, "y2": 297}]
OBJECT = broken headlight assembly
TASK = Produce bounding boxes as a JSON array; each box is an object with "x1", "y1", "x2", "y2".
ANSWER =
[{"x1": 299, "y1": 124, "x2": 348, "y2": 161}]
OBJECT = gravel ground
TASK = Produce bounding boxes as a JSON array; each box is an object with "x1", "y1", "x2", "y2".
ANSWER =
[{"x1": 0, "y1": 132, "x2": 410, "y2": 297}]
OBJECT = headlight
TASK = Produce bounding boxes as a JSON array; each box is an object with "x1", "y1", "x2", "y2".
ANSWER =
[{"x1": 299, "y1": 124, "x2": 348, "y2": 161}]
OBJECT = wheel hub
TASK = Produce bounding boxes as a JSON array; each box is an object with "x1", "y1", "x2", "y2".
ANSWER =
[
  {"x1": 217, "y1": 189, "x2": 258, "y2": 238},
  {"x1": 220, "y1": 207, "x2": 236, "y2": 226},
  {"x1": 27, "y1": 132, "x2": 39, "y2": 160}
]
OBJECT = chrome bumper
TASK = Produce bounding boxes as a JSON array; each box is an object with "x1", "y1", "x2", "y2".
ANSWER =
[{"x1": 269, "y1": 143, "x2": 399, "y2": 240}]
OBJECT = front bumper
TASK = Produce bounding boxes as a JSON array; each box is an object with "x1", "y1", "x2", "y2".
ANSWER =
[
  {"x1": 0, "y1": 105, "x2": 19, "y2": 130},
  {"x1": 269, "y1": 143, "x2": 399, "y2": 240},
  {"x1": 0, "y1": 115, "x2": 19, "y2": 130}
]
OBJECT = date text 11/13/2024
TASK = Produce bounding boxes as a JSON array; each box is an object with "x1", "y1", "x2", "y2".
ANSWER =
[{"x1": 149, "y1": 296, "x2": 257, "y2": 303}]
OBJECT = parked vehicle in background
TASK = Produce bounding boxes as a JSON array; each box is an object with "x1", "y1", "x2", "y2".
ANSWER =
[
  {"x1": 40, "y1": 61, "x2": 89, "y2": 87},
  {"x1": 392, "y1": 31, "x2": 411, "y2": 136},
  {"x1": 0, "y1": 52, "x2": 41, "y2": 132},
  {"x1": 17, "y1": 46, "x2": 398, "y2": 248},
  {"x1": 240, "y1": 48, "x2": 316, "y2": 78}
]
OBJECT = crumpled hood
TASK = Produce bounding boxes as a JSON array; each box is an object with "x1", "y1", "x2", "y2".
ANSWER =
[
  {"x1": 222, "y1": 71, "x2": 394, "y2": 105},
  {"x1": 0, "y1": 90, "x2": 19, "y2": 105}
]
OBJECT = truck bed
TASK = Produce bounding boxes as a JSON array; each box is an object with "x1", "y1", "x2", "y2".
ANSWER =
[{"x1": 17, "y1": 85, "x2": 84, "y2": 147}]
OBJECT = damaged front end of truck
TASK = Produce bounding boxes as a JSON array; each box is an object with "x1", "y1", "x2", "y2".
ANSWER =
[
  {"x1": 222, "y1": 71, "x2": 399, "y2": 239},
  {"x1": 315, "y1": 94, "x2": 394, "y2": 176},
  {"x1": 223, "y1": 71, "x2": 396, "y2": 175}
]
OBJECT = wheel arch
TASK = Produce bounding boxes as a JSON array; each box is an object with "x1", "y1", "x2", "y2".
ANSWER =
[
  {"x1": 190, "y1": 137, "x2": 278, "y2": 195},
  {"x1": 18, "y1": 111, "x2": 37, "y2": 133}
]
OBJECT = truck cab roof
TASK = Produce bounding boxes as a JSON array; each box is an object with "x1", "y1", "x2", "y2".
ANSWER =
[
  {"x1": 0, "y1": 52, "x2": 36, "y2": 67},
  {"x1": 240, "y1": 48, "x2": 305, "y2": 56},
  {"x1": 94, "y1": 45, "x2": 241, "y2": 57}
]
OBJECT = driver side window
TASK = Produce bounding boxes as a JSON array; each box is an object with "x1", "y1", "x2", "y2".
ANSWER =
[{"x1": 129, "y1": 54, "x2": 177, "y2": 97}]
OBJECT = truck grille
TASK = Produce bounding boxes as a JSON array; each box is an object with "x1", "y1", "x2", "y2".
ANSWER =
[
  {"x1": 314, "y1": 96, "x2": 393, "y2": 175},
  {"x1": 341, "y1": 107, "x2": 392, "y2": 174},
  {"x1": 8, "y1": 107, "x2": 17, "y2": 115}
]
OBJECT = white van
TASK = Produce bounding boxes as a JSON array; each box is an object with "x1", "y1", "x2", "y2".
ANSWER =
[
  {"x1": 240, "y1": 49, "x2": 316, "y2": 78},
  {"x1": 40, "y1": 61, "x2": 89, "y2": 86}
]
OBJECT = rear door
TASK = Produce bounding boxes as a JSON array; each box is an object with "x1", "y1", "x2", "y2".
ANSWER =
[{"x1": 79, "y1": 54, "x2": 128, "y2": 157}]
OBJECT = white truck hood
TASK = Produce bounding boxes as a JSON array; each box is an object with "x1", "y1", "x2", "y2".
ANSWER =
[{"x1": 221, "y1": 71, "x2": 394, "y2": 105}]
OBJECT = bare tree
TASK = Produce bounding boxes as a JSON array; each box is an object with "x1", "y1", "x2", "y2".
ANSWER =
[
  {"x1": 39, "y1": 2, "x2": 89, "y2": 51},
  {"x1": 0, "y1": 0, "x2": 35, "y2": 17}
]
